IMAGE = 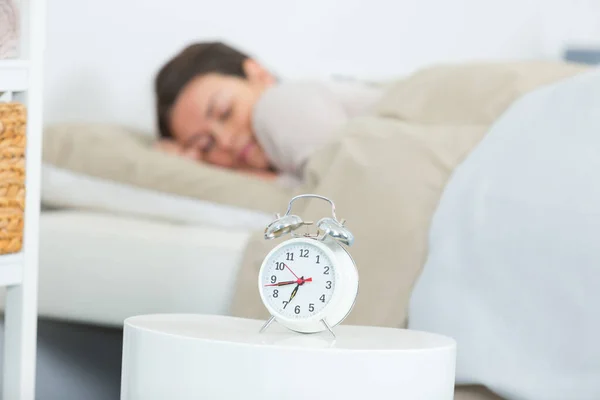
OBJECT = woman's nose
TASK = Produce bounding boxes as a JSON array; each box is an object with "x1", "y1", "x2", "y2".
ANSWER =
[{"x1": 212, "y1": 125, "x2": 235, "y2": 150}]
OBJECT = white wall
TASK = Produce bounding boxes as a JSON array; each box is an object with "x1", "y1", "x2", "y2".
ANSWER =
[{"x1": 42, "y1": 0, "x2": 600, "y2": 134}]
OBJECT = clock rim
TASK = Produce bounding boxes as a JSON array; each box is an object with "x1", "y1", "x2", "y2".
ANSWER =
[{"x1": 257, "y1": 236, "x2": 359, "y2": 333}]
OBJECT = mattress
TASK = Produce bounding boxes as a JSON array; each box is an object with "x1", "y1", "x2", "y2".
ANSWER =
[{"x1": 1, "y1": 210, "x2": 254, "y2": 327}]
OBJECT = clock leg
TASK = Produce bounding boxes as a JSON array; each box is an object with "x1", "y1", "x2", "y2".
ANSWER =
[
  {"x1": 321, "y1": 319, "x2": 336, "y2": 339},
  {"x1": 259, "y1": 315, "x2": 276, "y2": 333}
]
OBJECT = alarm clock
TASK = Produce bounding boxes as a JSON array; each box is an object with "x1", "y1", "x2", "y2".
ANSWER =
[{"x1": 257, "y1": 194, "x2": 359, "y2": 337}]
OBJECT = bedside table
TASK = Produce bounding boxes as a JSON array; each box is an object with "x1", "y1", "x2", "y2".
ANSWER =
[{"x1": 120, "y1": 314, "x2": 457, "y2": 400}]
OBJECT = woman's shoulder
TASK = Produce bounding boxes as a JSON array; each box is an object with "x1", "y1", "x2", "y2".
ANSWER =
[
  {"x1": 252, "y1": 79, "x2": 352, "y2": 141},
  {"x1": 258, "y1": 78, "x2": 382, "y2": 115},
  {"x1": 257, "y1": 79, "x2": 337, "y2": 109},
  {"x1": 251, "y1": 78, "x2": 383, "y2": 179},
  {"x1": 251, "y1": 79, "x2": 349, "y2": 179}
]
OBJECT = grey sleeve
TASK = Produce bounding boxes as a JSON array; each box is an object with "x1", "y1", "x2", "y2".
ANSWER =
[{"x1": 252, "y1": 81, "x2": 348, "y2": 178}]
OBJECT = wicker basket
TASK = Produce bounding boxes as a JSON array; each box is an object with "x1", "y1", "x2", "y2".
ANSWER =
[{"x1": 0, "y1": 102, "x2": 26, "y2": 255}]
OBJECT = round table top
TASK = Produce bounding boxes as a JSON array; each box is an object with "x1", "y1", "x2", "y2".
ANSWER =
[{"x1": 124, "y1": 314, "x2": 455, "y2": 352}]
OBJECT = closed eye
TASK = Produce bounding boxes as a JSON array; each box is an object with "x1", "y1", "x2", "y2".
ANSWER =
[
  {"x1": 184, "y1": 133, "x2": 214, "y2": 154},
  {"x1": 200, "y1": 135, "x2": 215, "y2": 154},
  {"x1": 219, "y1": 107, "x2": 232, "y2": 122}
]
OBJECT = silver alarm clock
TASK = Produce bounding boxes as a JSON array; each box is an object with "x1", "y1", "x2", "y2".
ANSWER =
[{"x1": 257, "y1": 194, "x2": 359, "y2": 337}]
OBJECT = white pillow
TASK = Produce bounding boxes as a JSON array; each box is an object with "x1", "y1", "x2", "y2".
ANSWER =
[{"x1": 41, "y1": 163, "x2": 273, "y2": 231}]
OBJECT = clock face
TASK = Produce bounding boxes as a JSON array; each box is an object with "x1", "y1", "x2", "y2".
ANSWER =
[{"x1": 260, "y1": 240, "x2": 336, "y2": 320}]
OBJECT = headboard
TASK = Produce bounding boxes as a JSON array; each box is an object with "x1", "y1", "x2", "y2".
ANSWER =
[{"x1": 42, "y1": 0, "x2": 598, "y2": 135}]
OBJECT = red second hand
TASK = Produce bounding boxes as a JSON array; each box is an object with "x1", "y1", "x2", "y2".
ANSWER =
[
  {"x1": 284, "y1": 263, "x2": 299, "y2": 279},
  {"x1": 264, "y1": 277, "x2": 312, "y2": 287}
]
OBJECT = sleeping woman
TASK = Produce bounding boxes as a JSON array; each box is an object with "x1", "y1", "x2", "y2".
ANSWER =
[{"x1": 153, "y1": 41, "x2": 382, "y2": 185}]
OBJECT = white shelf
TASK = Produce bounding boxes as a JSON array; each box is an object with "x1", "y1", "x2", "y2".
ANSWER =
[
  {"x1": 0, "y1": 60, "x2": 30, "y2": 93},
  {"x1": 0, "y1": 253, "x2": 23, "y2": 286},
  {"x1": 2, "y1": 0, "x2": 45, "y2": 398}
]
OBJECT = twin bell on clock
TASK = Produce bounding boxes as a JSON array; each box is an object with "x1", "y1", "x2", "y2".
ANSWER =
[{"x1": 257, "y1": 194, "x2": 359, "y2": 338}]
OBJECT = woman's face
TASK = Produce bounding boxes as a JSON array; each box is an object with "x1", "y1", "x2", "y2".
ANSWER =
[{"x1": 168, "y1": 59, "x2": 275, "y2": 171}]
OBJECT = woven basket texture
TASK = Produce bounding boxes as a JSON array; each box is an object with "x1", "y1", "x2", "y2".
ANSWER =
[{"x1": 0, "y1": 102, "x2": 26, "y2": 255}]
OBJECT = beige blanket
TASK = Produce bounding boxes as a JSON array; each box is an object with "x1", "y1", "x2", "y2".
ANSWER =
[{"x1": 228, "y1": 61, "x2": 588, "y2": 398}]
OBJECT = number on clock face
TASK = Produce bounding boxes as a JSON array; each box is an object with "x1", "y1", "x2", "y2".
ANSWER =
[{"x1": 261, "y1": 242, "x2": 335, "y2": 319}]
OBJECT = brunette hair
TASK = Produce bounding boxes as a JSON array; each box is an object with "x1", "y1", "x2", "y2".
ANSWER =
[{"x1": 154, "y1": 41, "x2": 249, "y2": 138}]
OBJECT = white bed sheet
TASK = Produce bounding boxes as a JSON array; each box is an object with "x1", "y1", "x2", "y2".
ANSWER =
[
  {"x1": 1, "y1": 210, "x2": 254, "y2": 327},
  {"x1": 41, "y1": 163, "x2": 274, "y2": 230}
]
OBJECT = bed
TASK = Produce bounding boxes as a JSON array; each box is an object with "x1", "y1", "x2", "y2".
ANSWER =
[
  {"x1": 8, "y1": 61, "x2": 597, "y2": 400},
  {"x1": 35, "y1": 210, "x2": 250, "y2": 327},
  {"x1": 0, "y1": 161, "x2": 275, "y2": 327}
]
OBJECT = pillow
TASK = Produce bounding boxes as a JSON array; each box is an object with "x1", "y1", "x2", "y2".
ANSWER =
[
  {"x1": 41, "y1": 163, "x2": 274, "y2": 230},
  {"x1": 42, "y1": 123, "x2": 294, "y2": 214}
]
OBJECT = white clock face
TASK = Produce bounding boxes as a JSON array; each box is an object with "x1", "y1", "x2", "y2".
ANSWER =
[{"x1": 260, "y1": 241, "x2": 336, "y2": 320}]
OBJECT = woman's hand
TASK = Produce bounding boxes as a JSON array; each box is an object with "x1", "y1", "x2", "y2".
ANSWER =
[{"x1": 155, "y1": 139, "x2": 280, "y2": 181}]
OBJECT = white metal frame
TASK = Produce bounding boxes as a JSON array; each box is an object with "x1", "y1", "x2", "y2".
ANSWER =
[{"x1": 1, "y1": 0, "x2": 46, "y2": 399}]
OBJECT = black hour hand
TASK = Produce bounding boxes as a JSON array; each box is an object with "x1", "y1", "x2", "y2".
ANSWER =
[{"x1": 283, "y1": 282, "x2": 300, "y2": 309}]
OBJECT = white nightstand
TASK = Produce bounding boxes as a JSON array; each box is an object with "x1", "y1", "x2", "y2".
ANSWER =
[{"x1": 120, "y1": 314, "x2": 457, "y2": 400}]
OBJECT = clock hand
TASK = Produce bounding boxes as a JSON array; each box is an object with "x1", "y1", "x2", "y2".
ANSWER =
[
  {"x1": 283, "y1": 263, "x2": 299, "y2": 280},
  {"x1": 283, "y1": 278, "x2": 302, "y2": 309},
  {"x1": 289, "y1": 284, "x2": 299, "y2": 303},
  {"x1": 264, "y1": 277, "x2": 312, "y2": 287},
  {"x1": 264, "y1": 280, "x2": 296, "y2": 287}
]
